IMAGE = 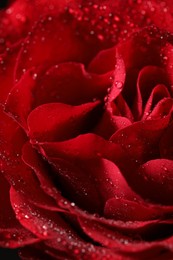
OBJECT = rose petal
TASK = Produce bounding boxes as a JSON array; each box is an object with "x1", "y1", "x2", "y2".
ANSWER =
[
  {"x1": 43, "y1": 157, "x2": 103, "y2": 213},
  {"x1": 0, "y1": 173, "x2": 39, "y2": 248},
  {"x1": 5, "y1": 63, "x2": 112, "y2": 129},
  {"x1": 10, "y1": 188, "x2": 98, "y2": 258},
  {"x1": 110, "y1": 112, "x2": 172, "y2": 164},
  {"x1": 94, "y1": 110, "x2": 132, "y2": 139},
  {"x1": 0, "y1": 43, "x2": 20, "y2": 104},
  {"x1": 136, "y1": 159, "x2": 173, "y2": 204},
  {"x1": 39, "y1": 133, "x2": 130, "y2": 169},
  {"x1": 106, "y1": 51, "x2": 126, "y2": 106},
  {"x1": 32, "y1": 63, "x2": 112, "y2": 107},
  {"x1": 15, "y1": 14, "x2": 103, "y2": 81},
  {"x1": 142, "y1": 84, "x2": 170, "y2": 120},
  {"x1": 19, "y1": 242, "x2": 73, "y2": 260},
  {"x1": 22, "y1": 142, "x2": 63, "y2": 203},
  {"x1": 118, "y1": 28, "x2": 166, "y2": 71},
  {"x1": 147, "y1": 98, "x2": 173, "y2": 120},
  {"x1": 104, "y1": 198, "x2": 163, "y2": 221},
  {"x1": 133, "y1": 66, "x2": 169, "y2": 119},
  {"x1": 88, "y1": 46, "x2": 116, "y2": 74},
  {"x1": 27, "y1": 101, "x2": 102, "y2": 142},
  {"x1": 0, "y1": 106, "x2": 58, "y2": 211},
  {"x1": 4, "y1": 66, "x2": 45, "y2": 129},
  {"x1": 78, "y1": 216, "x2": 173, "y2": 254},
  {"x1": 160, "y1": 122, "x2": 173, "y2": 160},
  {"x1": 112, "y1": 94, "x2": 134, "y2": 121}
]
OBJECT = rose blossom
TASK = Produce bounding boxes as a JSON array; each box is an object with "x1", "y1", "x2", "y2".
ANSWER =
[{"x1": 1, "y1": 0, "x2": 173, "y2": 259}]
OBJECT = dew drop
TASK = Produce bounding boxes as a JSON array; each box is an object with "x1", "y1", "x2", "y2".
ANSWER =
[
  {"x1": 97, "y1": 34, "x2": 104, "y2": 41},
  {"x1": 115, "y1": 81, "x2": 123, "y2": 89},
  {"x1": 114, "y1": 15, "x2": 120, "y2": 22},
  {"x1": 32, "y1": 73, "x2": 38, "y2": 80},
  {"x1": 48, "y1": 16, "x2": 53, "y2": 21},
  {"x1": 74, "y1": 248, "x2": 80, "y2": 254}
]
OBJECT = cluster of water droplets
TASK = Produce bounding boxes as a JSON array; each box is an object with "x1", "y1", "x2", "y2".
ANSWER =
[{"x1": 61, "y1": 0, "x2": 165, "y2": 45}]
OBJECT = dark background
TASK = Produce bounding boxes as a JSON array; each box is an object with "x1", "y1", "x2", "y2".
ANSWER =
[
  {"x1": 0, "y1": 1, "x2": 21, "y2": 259},
  {"x1": 0, "y1": 0, "x2": 11, "y2": 8},
  {"x1": 0, "y1": 249, "x2": 20, "y2": 259}
]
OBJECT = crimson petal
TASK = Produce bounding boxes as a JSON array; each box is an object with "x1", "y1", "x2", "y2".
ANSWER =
[
  {"x1": 0, "y1": 173, "x2": 39, "y2": 248},
  {"x1": 28, "y1": 101, "x2": 101, "y2": 142},
  {"x1": 110, "y1": 112, "x2": 172, "y2": 164},
  {"x1": 136, "y1": 159, "x2": 173, "y2": 204},
  {"x1": 15, "y1": 14, "x2": 103, "y2": 81},
  {"x1": 0, "y1": 43, "x2": 20, "y2": 104}
]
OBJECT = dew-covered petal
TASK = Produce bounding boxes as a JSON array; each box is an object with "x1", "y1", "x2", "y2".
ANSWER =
[
  {"x1": 104, "y1": 198, "x2": 163, "y2": 221},
  {"x1": 117, "y1": 28, "x2": 166, "y2": 71},
  {"x1": 2, "y1": 143, "x2": 59, "y2": 212},
  {"x1": 39, "y1": 135, "x2": 140, "y2": 207},
  {"x1": 110, "y1": 112, "x2": 172, "y2": 164},
  {"x1": 5, "y1": 63, "x2": 112, "y2": 130},
  {"x1": 111, "y1": 94, "x2": 134, "y2": 121},
  {"x1": 147, "y1": 98, "x2": 173, "y2": 120},
  {"x1": 15, "y1": 14, "x2": 104, "y2": 81},
  {"x1": 93, "y1": 110, "x2": 132, "y2": 139},
  {"x1": 32, "y1": 63, "x2": 112, "y2": 107},
  {"x1": 106, "y1": 51, "x2": 126, "y2": 106},
  {"x1": 22, "y1": 142, "x2": 63, "y2": 204},
  {"x1": 0, "y1": 106, "x2": 59, "y2": 211},
  {"x1": 0, "y1": 173, "x2": 39, "y2": 248},
  {"x1": 161, "y1": 42, "x2": 173, "y2": 89},
  {"x1": 10, "y1": 188, "x2": 80, "y2": 240},
  {"x1": 136, "y1": 159, "x2": 173, "y2": 205},
  {"x1": 39, "y1": 133, "x2": 123, "y2": 161},
  {"x1": 137, "y1": 66, "x2": 168, "y2": 104},
  {"x1": 133, "y1": 66, "x2": 169, "y2": 119},
  {"x1": 4, "y1": 66, "x2": 45, "y2": 129},
  {"x1": 0, "y1": 43, "x2": 20, "y2": 104},
  {"x1": 10, "y1": 188, "x2": 89, "y2": 256},
  {"x1": 78, "y1": 216, "x2": 173, "y2": 255},
  {"x1": 42, "y1": 157, "x2": 103, "y2": 213},
  {"x1": 142, "y1": 84, "x2": 170, "y2": 120}
]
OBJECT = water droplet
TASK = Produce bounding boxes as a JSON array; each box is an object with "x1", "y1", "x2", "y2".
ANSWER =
[
  {"x1": 97, "y1": 34, "x2": 104, "y2": 41},
  {"x1": 74, "y1": 248, "x2": 80, "y2": 254},
  {"x1": 32, "y1": 73, "x2": 38, "y2": 80},
  {"x1": 114, "y1": 15, "x2": 120, "y2": 22},
  {"x1": 115, "y1": 81, "x2": 123, "y2": 89}
]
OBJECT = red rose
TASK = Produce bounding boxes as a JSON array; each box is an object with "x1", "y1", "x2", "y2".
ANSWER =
[{"x1": 1, "y1": 1, "x2": 173, "y2": 259}]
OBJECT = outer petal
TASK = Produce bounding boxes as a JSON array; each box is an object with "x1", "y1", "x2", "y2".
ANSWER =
[
  {"x1": 0, "y1": 107, "x2": 58, "y2": 211},
  {"x1": 0, "y1": 43, "x2": 20, "y2": 104},
  {"x1": 5, "y1": 63, "x2": 112, "y2": 129},
  {"x1": 0, "y1": 172, "x2": 39, "y2": 248},
  {"x1": 15, "y1": 13, "x2": 104, "y2": 81}
]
